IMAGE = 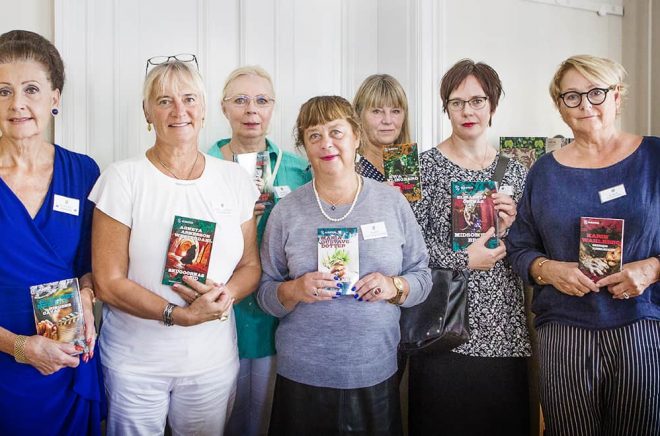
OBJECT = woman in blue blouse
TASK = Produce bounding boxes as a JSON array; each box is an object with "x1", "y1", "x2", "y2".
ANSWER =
[
  {"x1": 0, "y1": 30, "x2": 103, "y2": 435},
  {"x1": 507, "y1": 55, "x2": 660, "y2": 435}
]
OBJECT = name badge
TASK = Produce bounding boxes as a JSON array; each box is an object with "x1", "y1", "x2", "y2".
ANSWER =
[
  {"x1": 599, "y1": 184, "x2": 626, "y2": 203},
  {"x1": 214, "y1": 202, "x2": 234, "y2": 215},
  {"x1": 361, "y1": 221, "x2": 388, "y2": 240},
  {"x1": 53, "y1": 194, "x2": 80, "y2": 216},
  {"x1": 498, "y1": 185, "x2": 514, "y2": 196},
  {"x1": 273, "y1": 185, "x2": 292, "y2": 199}
]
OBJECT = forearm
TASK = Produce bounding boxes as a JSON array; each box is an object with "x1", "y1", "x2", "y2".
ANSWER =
[
  {"x1": 0, "y1": 327, "x2": 19, "y2": 358},
  {"x1": 275, "y1": 279, "x2": 300, "y2": 312},
  {"x1": 226, "y1": 263, "x2": 261, "y2": 302},
  {"x1": 94, "y1": 276, "x2": 169, "y2": 322},
  {"x1": 257, "y1": 279, "x2": 296, "y2": 317}
]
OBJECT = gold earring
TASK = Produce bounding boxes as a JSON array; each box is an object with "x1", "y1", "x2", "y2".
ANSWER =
[{"x1": 147, "y1": 123, "x2": 152, "y2": 132}]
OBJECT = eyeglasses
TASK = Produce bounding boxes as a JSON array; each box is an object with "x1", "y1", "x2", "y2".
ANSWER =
[
  {"x1": 223, "y1": 94, "x2": 275, "y2": 108},
  {"x1": 558, "y1": 86, "x2": 615, "y2": 108},
  {"x1": 145, "y1": 53, "x2": 198, "y2": 76},
  {"x1": 446, "y1": 96, "x2": 488, "y2": 112}
]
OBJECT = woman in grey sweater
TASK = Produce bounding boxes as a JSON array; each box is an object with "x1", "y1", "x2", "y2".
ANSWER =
[{"x1": 257, "y1": 96, "x2": 431, "y2": 435}]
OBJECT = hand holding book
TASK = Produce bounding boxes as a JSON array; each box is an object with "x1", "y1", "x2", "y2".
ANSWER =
[
  {"x1": 531, "y1": 258, "x2": 599, "y2": 297},
  {"x1": 492, "y1": 192, "x2": 517, "y2": 237},
  {"x1": 170, "y1": 276, "x2": 235, "y2": 325},
  {"x1": 466, "y1": 228, "x2": 507, "y2": 271},
  {"x1": 595, "y1": 257, "x2": 660, "y2": 300}
]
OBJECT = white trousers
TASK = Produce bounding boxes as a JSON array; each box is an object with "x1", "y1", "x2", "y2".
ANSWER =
[
  {"x1": 225, "y1": 356, "x2": 277, "y2": 436},
  {"x1": 103, "y1": 361, "x2": 239, "y2": 436}
]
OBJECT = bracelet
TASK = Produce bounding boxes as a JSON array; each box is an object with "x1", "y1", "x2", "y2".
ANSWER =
[
  {"x1": 536, "y1": 258, "x2": 551, "y2": 284},
  {"x1": 81, "y1": 287, "x2": 96, "y2": 304},
  {"x1": 162, "y1": 303, "x2": 178, "y2": 326},
  {"x1": 14, "y1": 335, "x2": 29, "y2": 364}
]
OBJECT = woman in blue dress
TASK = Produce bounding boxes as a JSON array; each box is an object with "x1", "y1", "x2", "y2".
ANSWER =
[{"x1": 0, "y1": 30, "x2": 104, "y2": 435}]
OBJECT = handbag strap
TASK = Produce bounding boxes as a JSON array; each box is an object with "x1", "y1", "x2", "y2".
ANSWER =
[{"x1": 491, "y1": 155, "x2": 509, "y2": 186}]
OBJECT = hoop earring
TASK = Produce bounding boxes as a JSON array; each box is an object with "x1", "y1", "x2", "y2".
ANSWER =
[
  {"x1": 51, "y1": 108, "x2": 59, "y2": 116},
  {"x1": 147, "y1": 123, "x2": 152, "y2": 132}
]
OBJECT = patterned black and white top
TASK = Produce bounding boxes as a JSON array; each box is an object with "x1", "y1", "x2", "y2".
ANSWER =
[
  {"x1": 411, "y1": 147, "x2": 531, "y2": 357},
  {"x1": 355, "y1": 155, "x2": 386, "y2": 182}
]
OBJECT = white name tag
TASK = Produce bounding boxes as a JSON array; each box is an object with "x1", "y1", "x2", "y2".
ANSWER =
[
  {"x1": 599, "y1": 184, "x2": 626, "y2": 203},
  {"x1": 214, "y1": 202, "x2": 234, "y2": 215},
  {"x1": 53, "y1": 194, "x2": 80, "y2": 216},
  {"x1": 499, "y1": 185, "x2": 514, "y2": 196},
  {"x1": 273, "y1": 185, "x2": 292, "y2": 199},
  {"x1": 361, "y1": 221, "x2": 388, "y2": 240}
]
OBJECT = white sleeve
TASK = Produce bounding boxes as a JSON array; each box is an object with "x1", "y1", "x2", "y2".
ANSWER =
[{"x1": 88, "y1": 163, "x2": 133, "y2": 228}]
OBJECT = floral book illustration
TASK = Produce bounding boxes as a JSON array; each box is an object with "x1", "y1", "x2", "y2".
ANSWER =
[
  {"x1": 578, "y1": 217, "x2": 624, "y2": 281},
  {"x1": 234, "y1": 150, "x2": 274, "y2": 209},
  {"x1": 383, "y1": 143, "x2": 422, "y2": 202},
  {"x1": 451, "y1": 181, "x2": 498, "y2": 251},
  {"x1": 499, "y1": 137, "x2": 546, "y2": 169},
  {"x1": 162, "y1": 216, "x2": 216, "y2": 285},
  {"x1": 29, "y1": 278, "x2": 87, "y2": 354},
  {"x1": 318, "y1": 227, "x2": 359, "y2": 295}
]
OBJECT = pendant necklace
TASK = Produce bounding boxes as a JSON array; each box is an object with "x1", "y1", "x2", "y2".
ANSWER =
[
  {"x1": 155, "y1": 149, "x2": 200, "y2": 180},
  {"x1": 313, "y1": 174, "x2": 363, "y2": 222}
]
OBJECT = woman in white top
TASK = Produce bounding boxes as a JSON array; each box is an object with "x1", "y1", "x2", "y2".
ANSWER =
[{"x1": 90, "y1": 56, "x2": 261, "y2": 435}]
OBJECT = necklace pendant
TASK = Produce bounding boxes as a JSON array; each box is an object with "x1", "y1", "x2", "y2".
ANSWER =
[{"x1": 331, "y1": 205, "x2": 336, "y2": 211}]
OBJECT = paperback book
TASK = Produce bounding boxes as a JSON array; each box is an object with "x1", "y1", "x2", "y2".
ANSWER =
[
  {"x1": 163, "y1": 216, "x2": 216, "y2": 285},
  {"x1": 318, "y1": 228, "x2": 359, "y2": 295},
  {"x1": 499, "y1": 137, "x2": 546, "y2": 169},
  {"x1": 578, "y1": 217, "x2": 624, "y2": 281},
  {"x1": 234, "y1": 151, "x2": 274, "y2": 208},
  {"x1": 29, "y1": 278, "x2": 87, "y2": 354},
  {"x1": 383, "y1": 143, "x2": 422, "y2": 202},
  {"x1": 451, "y1": 181, "x2": 498, "y2": 251},
  {"x1": 544, "y1": 136, "x2": 573, "y2": 153}
]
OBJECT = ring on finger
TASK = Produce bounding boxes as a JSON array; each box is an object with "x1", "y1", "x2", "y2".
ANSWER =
[
  {"x1": 372, "y1": 287, "x2": 382, "y2": 296},
  {"x1": 313, "y1": 289, "x2": 319, "y2": 297},
  {"x1": 219, "y1": 313, "x2": 229, "y2": 322},
  {"x1": 622, "y1": 292, "x2": 630, "y2": 299},
  {"x1": 193, "y1": 291, "x2": 200, "y2": 300}
]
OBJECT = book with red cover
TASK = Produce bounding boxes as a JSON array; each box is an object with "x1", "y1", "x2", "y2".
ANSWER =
[{"x1": 578, "y1": 217, "x2": 624, "y2": 281}]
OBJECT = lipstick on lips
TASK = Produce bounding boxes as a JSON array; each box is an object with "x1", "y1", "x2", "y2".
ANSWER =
[
  {"x1": 321, "y1": 154, "x2": 337, "y2": 161},
  {"x1": 462, "y1": 122, "x2": 476, "y2": 128}
]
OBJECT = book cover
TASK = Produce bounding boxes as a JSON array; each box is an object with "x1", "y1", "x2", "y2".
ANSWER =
[
  {"x1": 235, "y1": 151, "x2": 274, "y2": 208},
  {"x1": 578, "y1": 217, "x2": 624, "y2": 281},
  {"x1": 544, "y1": 136, "x2": 573, "y2": 153},
  {"x1": 451, "y1": 181, "x2": 498, "y2": 251},
  {"x1": 162, "y1": 216, "x2": 216, "y2": 285},
  {"x1": 318, "y1": 228, "x2": 359, "y2": 295},
  {"x1": 383, "y1": 143, "x2": 422, "y2": 202},
  {"x1": 499, "y1": 137, "x2": 546, "y2": 169},
  {"x1": 29, "y1": 278, "x2": 87, "y2": 354}
]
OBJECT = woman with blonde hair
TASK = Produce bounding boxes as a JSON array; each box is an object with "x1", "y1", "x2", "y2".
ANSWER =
[
  {"x1": 208, "y1": 65, "x2": 310, "y2": 436},
  {"x1": 92, "y1": 57, "x2": 261, "y2": 435},
  {"x1": 507, "y1": 54, "x2": 660, "y2": 435},
  {"x1": 353, "y1": 74, "x2": 411, "y2": 181}
]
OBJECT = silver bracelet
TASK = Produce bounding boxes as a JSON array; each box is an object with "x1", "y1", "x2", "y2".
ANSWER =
[{"x1": 162, "y1": 303, "x2": 178, "y2": 326}]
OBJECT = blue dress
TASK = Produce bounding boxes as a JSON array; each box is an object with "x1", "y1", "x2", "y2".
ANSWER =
[{"x1": 0, "y1": 145, "x2": 105, "y2": 435}]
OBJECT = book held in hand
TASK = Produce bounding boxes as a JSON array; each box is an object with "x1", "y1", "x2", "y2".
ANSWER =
[
  {"x1": 163, "y1": 216, "x2": 216, "y2": 285},
  {"x1": 383, "y1": 143, "x2": 422, "y2": 202},
  {"x1": 29, "y1": 278, "x2": 87, "y2": 354},
  {"x1": 234, "y1": 150, "x2": 274, "y2": 209},
  {"x1": 578, "y1": 217, "x2": 624, "y2": 281},
  {"x1": 451, "y1": 181, "x2": 498, "y2": 251},
  {"x1": 318, "y1": 228, "x2": 359, "y2": 295}
]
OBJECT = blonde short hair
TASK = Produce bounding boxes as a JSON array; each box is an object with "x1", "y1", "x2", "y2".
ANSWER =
[
  {"x1": 143, "y1": 61, "x2": 206, "y2": 118},
  {"x1": 353, "y1": 74, "x2": 410, "y2": 144},
  {"x1": 549, "y1": 55, "x2": 627, "y2": 109},
  {"x1": 222, "y1": 65, "x2": 275, "y2": 100}
]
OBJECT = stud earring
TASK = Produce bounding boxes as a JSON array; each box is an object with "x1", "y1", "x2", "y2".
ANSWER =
[
  {"x1": 147, "y1": 123, "x2": 152, "y2": 132},
  {"x1": 51, "y1": 108, "x2": 59, "y2": 116}
]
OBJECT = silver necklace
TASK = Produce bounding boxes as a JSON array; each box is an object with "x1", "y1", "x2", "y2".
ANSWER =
[
  {"x1": 155, "y1": 149, "x2": 200, "y2": 180},
  {"x1": 313, "y1": 174, "x2": 362, "y2": 222},
  {"x1": 450, "y1": 137, "x2": 490, "y2": 169}
]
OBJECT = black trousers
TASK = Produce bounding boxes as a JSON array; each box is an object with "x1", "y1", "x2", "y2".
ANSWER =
[
  {"x1": 408, "y1": 350, "x2": 529, "y2": 436},
  {"x1": 269, "y1": 374, "x2": 402, "y2": 436}
]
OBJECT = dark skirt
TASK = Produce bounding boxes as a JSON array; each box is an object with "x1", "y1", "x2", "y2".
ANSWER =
[
  {"x1": 269, "y1": 374, "x2": 402, "y2": 436},
  {"x1": 408, "y1": 350, "x2": 529, "y2": 436}
]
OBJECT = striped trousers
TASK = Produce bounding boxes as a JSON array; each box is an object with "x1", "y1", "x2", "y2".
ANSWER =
[{"x1": 538, "y1": 320, "x2": 660, "y2": 436}]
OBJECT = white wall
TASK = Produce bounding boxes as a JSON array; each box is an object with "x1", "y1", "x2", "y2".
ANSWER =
[{"x1": 4, "y1": 0, "x2": 627, "y2": 169}]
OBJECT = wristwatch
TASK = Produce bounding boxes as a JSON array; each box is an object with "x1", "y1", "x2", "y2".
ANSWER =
[{"x1": 388, "y1": 276, "x2": 405, "y2": 305}]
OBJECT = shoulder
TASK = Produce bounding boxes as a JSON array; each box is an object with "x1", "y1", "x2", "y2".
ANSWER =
[
  {"x1": 639, "y1": 136, "x2": 660, "y2": 156},
  {"x1": 503, "y1": 155, "x2": 528, "y2": 180},
  {"x1": 55, "y1": 145, "x2": 100, "y2": 176},
  {"x1": 207, "y1": 138, "x2": 230, "y2": 158}
]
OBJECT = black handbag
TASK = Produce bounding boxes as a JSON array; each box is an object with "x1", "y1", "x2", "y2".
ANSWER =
[
  {"x1": 399, "y1": 268, "x2": 470, "y2": 352},
  {"x1": 398, "y1": 155, "x2": 510, "y2": 353}
]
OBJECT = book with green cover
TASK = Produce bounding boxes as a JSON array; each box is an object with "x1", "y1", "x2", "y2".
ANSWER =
[
  {"x1": 163, "y1": 216, "x2": 216, "y2": 285},
  {"x1": 451, "y1": 181, "x2": 498, "y2": 251},
  {"x1": 499, "y1": 137, "x2": 546, "y2": 169},
  {"x1": 383, "y1": 143, "x2": 422, "y2": 202}
]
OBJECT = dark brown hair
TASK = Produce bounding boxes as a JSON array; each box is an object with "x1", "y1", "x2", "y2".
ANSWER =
[
  {"x1": 440, "y1": 59, "x2": 503, "y2": 126},
  {"x1": 0, "y1": 30, "x2": 65, "y2": 92},
  {"x1": 295, "y1": 96, "x2": 362, "y2": 147}
]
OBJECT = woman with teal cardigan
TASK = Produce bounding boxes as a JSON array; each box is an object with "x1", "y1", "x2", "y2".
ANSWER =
[{"x1": 208, "y1": 65, "x2": 311, "y2": 436}]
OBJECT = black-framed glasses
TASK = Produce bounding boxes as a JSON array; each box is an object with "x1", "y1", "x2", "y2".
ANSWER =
[
  {"x1": 223, "y1": 94, "x2": 275, "y2": 108},
  {"x1": 558, "y1": 86, "x2": 615, "y2": 108},
  {"x1": 446, "y1": 96, "x2": 488, "y2": 112},
  {"x1": 145, "y1": 53, "x2": 198, "y2": 76}
]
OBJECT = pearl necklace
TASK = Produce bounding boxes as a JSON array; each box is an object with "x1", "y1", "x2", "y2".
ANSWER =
[{"x1": 313, "y1": 174, "x2": 363, "y2": 222}]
